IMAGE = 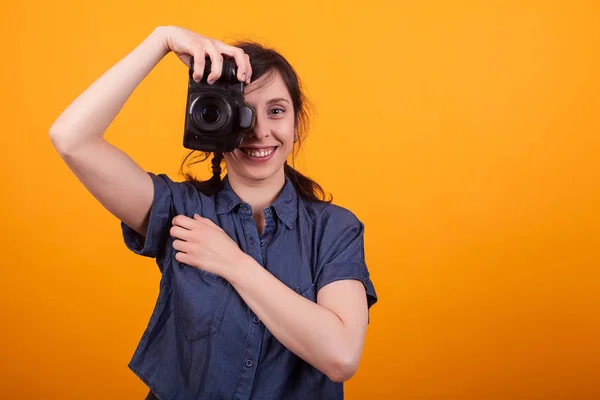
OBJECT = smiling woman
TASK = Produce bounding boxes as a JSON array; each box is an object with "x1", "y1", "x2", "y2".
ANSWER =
[
  {"x1": 180, "y1": 41, "x2": 330, "y2": 207},
  {"x1": 49, "y1": 25, "x2": 377, "y2": 400}
]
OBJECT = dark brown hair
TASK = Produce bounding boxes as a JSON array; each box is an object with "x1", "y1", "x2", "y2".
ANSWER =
[{"x1": 179, "y1": 41, "x2": 331, "y2": 203}]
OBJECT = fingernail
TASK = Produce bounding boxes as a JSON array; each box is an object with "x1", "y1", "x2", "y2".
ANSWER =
[
  {"x1": 241, "y1": 73, "x2": 246, "y2": 82},
  {"x1": 194, "y1": 77, "x2": 200, "y2": 83},
  {"x1": 207, "y1": 79, "x2": 215, "y2": 85}
]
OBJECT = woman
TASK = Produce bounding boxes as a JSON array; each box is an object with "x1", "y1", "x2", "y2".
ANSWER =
[{"x1": 50, "y1": 25, "x2": 377, "y2": 400}]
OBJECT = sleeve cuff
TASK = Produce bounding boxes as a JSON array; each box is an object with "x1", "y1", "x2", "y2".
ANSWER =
[
  {"x1": 316, "y1": 261, "x2": 378, "y2": 309},
  {"x1": 121, "y1": 173, "x2": 172, "y2": 258}
]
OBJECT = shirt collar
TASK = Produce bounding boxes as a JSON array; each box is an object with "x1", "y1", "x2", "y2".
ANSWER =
[
  {"x1": 270, "y1": 177, "x2": 298, "y2": 229},
  {"x1": 215, "y1": 176, "x2": 242, "y2": 215},
  {"x1": 215, "y1": 175, "x2": 298, "y2": 229}
]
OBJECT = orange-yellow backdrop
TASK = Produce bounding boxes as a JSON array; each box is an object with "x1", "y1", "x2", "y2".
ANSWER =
[{"x1": 2, "y1": 1, "x2": 599, "y2": 399}]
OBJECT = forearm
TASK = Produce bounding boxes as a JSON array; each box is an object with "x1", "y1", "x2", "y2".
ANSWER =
[
  {"x1": 226, "y1": 256, "x2": 355, "y2": 382},
  {"x1": 50, "y1": 26, "x2": 170, "y2": 154}
]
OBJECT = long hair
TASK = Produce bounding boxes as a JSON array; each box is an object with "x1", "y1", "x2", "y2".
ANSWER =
[{"x1": 179, "y1": 41, "x2": 331, "y2": 203}]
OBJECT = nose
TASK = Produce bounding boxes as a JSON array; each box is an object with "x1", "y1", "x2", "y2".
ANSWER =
[{"x1": 247, "y1": 114, "x2": 270, "y2": 140}]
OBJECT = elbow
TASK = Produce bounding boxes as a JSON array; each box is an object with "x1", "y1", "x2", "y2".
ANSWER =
[
  {"x1": 49, "y1": 118, "x2": 81, "y2": 155},
  {"x1": 49, "y1": 128, "x2": 94, "y2": 157},
  {"x1": 326, "y1": 355, "x2": 359, "y2": 383},
  {"x1": 49, "y1": 128, "x2": 70, "y2": 155}
]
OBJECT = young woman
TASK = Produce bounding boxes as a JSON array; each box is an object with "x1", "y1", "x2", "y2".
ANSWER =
[{"x1": 50, "y1": 25, "x2": 377, "y2": 400}]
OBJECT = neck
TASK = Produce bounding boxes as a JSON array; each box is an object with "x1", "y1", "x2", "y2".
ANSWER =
[{"x1": 227, "y1": 167, "x2": 286, "y2": 213}]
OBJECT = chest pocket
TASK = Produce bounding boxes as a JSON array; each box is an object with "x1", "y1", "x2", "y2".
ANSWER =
[{"x1": 173, "y1": 264, "x2": 234, "y2": 341}]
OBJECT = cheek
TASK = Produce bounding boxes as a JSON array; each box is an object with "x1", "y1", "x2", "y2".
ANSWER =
[
  {"x1": 278, "y1": 134, "x2": 295, "y2": 159},
  {"x1": 278, "y1": 121, "x2": 296, "y2": 145},
  {"x1": 223, "y1": 153, "x2": 238, "y2": 165},
  {"x1": 277, "y1": 135, "x2": 295, "y2": 157}
]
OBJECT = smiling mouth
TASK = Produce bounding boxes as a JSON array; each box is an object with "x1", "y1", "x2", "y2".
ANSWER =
[{"x1": 239, "y1": 147, "x2": 277, "y2": 158}]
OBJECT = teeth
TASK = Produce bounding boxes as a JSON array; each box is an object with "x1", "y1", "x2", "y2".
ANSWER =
[{"x1": 244, "y1": 148, "x2": 274, "y2": 158}]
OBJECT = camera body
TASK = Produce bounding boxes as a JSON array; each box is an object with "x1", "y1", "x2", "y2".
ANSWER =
[{"x1": 183, "y1": 56, "x2": 255, "y2": 152}]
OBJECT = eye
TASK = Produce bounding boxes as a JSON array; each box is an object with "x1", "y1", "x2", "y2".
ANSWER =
[{"x1": 269, "y1": 107, "x2": 285, "y2": 115}]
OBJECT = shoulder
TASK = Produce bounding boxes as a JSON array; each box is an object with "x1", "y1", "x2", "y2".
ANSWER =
[
  {"x1": 299, "y1": 199, "x2": 364, "y2": 233},
  {"x1": 150, "y1": 173, "x2": 212, "y2": 198},
  {"x1": 150, "y1": 172, "x2": 200, "y2": 193},
  {"x1": 148, "y1": 172, "x2": 213, "y2": 211}
]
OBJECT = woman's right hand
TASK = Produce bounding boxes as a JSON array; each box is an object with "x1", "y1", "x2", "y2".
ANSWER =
[{"x1": 159, "y1": 26, "x2": 252, "y2": 85}]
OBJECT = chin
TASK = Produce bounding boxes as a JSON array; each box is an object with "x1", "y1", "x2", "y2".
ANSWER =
[{"x1": 242, "y1": 165, "x2": 284, "y2": 182}]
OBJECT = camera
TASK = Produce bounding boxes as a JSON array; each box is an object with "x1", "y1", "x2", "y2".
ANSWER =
[{"x1": 183, "y1": 56, "x2": 255, "y2": 152}]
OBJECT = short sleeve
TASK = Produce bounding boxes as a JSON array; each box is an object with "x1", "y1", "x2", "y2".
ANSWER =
[
  {"x1": 315, "y1": 212, "x2": 378, "y2": 309},
  {"x1": 121, "y1": 172, "x2": 201, "y2": 261}
]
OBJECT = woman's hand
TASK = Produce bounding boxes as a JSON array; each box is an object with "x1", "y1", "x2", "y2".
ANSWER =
[
  {"x1": 170, "y1": 214, "x2": 250, "y2": 280},
  {"x1": 158, "y1": 25, "x2": 252, "y2": 84}
]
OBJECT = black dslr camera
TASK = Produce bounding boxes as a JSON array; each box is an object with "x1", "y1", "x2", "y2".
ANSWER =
[{"x1": 183, "y1": 56, "x2": 255, "y2": 152}]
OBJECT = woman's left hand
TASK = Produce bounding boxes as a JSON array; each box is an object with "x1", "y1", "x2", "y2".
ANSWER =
[{"x1": 170, "y1": 214, "x2": 248, "y2": 279}]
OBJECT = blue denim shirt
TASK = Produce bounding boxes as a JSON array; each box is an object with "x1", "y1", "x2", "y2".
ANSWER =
[{"x1": 121, "y1": 173, "x2": 378, "y2": 400}]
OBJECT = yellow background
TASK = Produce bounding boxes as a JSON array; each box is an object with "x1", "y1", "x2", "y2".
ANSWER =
[{"x1": 2, "y1": 1, "x2": 599, "y2": 399}]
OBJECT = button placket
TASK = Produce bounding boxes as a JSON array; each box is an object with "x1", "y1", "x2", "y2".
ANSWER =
[{"x1": 239, "y1": 202, "x2": 263, "y2": 265}]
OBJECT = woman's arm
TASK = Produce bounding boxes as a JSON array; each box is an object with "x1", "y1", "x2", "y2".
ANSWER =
[
  {"x1": 226, "y1": 258, "x2": 369, "y2": 383},
  {"x1": 49, "y1": 27, "x2": 170, "y2": 235},
  {"x1": 170, "y1": 212, "x2": 370, "y2": 383},
  {"x1": 49, "y1": 26, "x2": 251, "y2": 235}
]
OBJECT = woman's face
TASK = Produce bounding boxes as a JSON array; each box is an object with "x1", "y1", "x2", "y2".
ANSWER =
[{"x1": 223, "y1": 71, "x2": 295, "y2": 183}]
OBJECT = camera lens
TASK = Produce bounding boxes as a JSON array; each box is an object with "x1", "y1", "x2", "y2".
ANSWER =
[
  {"x1": 190, "y1": 95, "x2": 231, "y2": 133},
  {"x1": 201, "y1": 105, "x2": 221, "y2": 123}
]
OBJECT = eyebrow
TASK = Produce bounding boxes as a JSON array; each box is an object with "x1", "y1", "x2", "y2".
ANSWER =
[{"x1": 266, "y1": 97, "x2": 291, "y2": 105}]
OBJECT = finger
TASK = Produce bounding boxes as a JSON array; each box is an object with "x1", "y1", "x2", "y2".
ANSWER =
[
  {"x1": 192, "y1": 213, "x2": 214, "y2": 227},
  {"x1": 193, "y1": 214, "x2": 220, "y2": 230},
  {"x1": 244, "y1": 53, "x2": 252, "y2": 84},
  {"x1": 172, "y1": 239, "x2": 189, "y2": 252},
  {"x1": 172, "y1": 215, "x2": 195, "y2": 230},
  {"x1": 193, "y1": 213, "x2": 210, "y2": 223},
  {"x1": 170, "y1": 226, "x2": 189, "y2": 241},
  {"x1": 205, "y1": 41, "x2": 223, "y2": 84},
  {"x1": 175, "y1": 251, "x2": 191, "y2": 265},
  {"x1": 218, "y1": 44, "x2": 250, "y2": 82},
  {"x1": 170, "y1": 225, "x2": 193, "y2": 241},
  {"x1": 192, "y1": 46, "x2": 206, "y2": 82}
]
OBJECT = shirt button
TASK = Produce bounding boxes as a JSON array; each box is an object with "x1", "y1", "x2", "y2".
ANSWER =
[
  {"x1": 249, "y1": 237, "x2": 254, "y2": 245},
  {"x1": 253, "y1": 316, "x2": 260, "y2": 324},
  {"x1": 260, "y1": 240, "x2": 266, "y2": 247},
  {"x1": 245, "y1": 358, "x2": 253, "y2": 368}
]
